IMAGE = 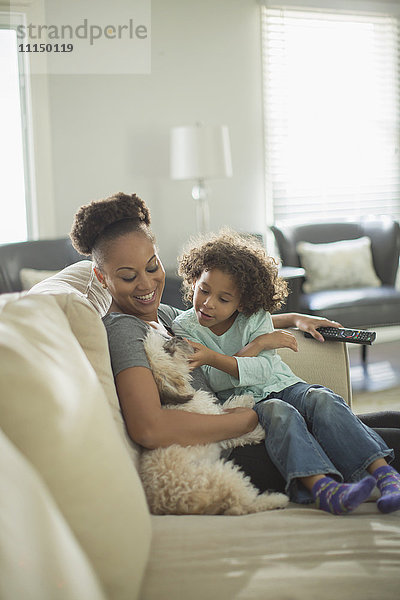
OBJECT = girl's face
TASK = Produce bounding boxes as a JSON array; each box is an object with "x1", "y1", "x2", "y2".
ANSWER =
[
  {"x1": 192, "y1": 269, "x2": 242, "y2": 335},
  {"x1": 97, "y1": 231, "x2": 165, "y2": 321}
]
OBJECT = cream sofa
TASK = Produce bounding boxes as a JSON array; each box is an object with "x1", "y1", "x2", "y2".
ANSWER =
[{"x1": 1, "y1": 260, "x2": 399, "y2": 600}]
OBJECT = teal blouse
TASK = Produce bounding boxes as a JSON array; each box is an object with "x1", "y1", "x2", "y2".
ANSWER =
[{"x1": 172, "y1": 308, "x2": 303, "y2": 403}]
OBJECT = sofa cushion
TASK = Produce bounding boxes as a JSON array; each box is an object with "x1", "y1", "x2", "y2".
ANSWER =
[
  {"x1": 296, "y1": 236, "x2": 381, "y2": 293},
  {"x1": 0, "y1": 293, "x2": 151, "y2": 600},
  {"x1": 0, "y1": 428, "x2": 106, "y2": 600},
  {"x1": 142, "y1": 508, "x2": 400, "y2": 600}
]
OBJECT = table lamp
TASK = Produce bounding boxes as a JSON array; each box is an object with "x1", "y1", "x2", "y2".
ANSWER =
[{"x1": 170, "y1": 123, "x2": 233, "y2": 233}]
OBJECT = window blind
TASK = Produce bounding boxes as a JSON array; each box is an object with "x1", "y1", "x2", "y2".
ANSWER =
[{"x1": 261, "y1": 5, "x2": 400, "y2": 225}]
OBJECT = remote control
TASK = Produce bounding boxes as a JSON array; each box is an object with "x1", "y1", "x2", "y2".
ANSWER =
[{"x1": 304, "y1": 327, "x2": 376, "y2": 345}]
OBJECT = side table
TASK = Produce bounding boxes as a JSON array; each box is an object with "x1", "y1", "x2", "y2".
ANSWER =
[{"x1": 277, "y1": 266, "x2": 305, "y2": 313}]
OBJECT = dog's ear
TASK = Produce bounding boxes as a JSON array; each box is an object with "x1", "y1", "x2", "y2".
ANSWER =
[
  {"x1": 163, "y1": 336, "x2": 194, "y2": 357},
  {"x1": 144, "y1": 330, "x2": 195, "y2": 406},
  {"x1": 163, "y1": 337, "x2": 178, "y2": 356}
]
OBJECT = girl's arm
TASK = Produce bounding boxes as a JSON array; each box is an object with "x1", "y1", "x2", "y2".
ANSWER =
[
  {"x1": 186, "y1": 339, "x2": 277, "y2": 390},
  {"x1": 235, "y1": 329, "x2": 298, "y2": 356},
  {"x1": 175, "y1": 311, "x2": 281, "y2": 389},
  {"x1": 115, "y1": 366, "x2": 258, "y2": 449},
  {"x1": 187, "y1": 329, "x2": 298, "y2": 374},
  {"x1": 272, "y1": 312, "x2": 342, "y2": 342}
]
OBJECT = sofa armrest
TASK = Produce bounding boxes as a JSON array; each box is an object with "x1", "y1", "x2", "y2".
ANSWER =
[{"x1": 277, "y1": 329, "x2": 352, "y2": 406}]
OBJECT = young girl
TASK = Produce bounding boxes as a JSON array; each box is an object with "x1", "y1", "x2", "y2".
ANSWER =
[{"x1": 172, "y1": 229, "x2": 400, "y2": 515}]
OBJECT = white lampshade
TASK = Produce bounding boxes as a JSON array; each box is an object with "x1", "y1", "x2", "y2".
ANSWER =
[{"x1": 170, "y1": 124, "x2": 233, "y2": 181}]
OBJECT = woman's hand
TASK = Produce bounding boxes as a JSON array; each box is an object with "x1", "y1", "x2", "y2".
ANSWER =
[
  {"x1": 222, "y1": 407, "x2": 259, "y2": 432},
  {"x1": 292, "y1": 314, "x2": 342, "y2": 342}
]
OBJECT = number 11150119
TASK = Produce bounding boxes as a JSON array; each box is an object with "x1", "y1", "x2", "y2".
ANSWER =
[{"x1": 18, "y1": 43, "x2": 74, "y2": 52}]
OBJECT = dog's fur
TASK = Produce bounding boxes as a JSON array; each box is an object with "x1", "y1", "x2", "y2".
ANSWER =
[{"x1": 139, "y1": 330, "x2": 288, "y2": 515}]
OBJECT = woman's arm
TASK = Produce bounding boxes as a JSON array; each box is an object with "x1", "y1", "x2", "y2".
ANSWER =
[
  {"x1": 272, "y1": 312, "x2": 342, "y2": 342},
  {"x1": 115, "y1": 366, "x2": 258, "y2": 449}
]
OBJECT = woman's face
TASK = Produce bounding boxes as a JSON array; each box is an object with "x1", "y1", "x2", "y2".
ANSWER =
[{"x1": 100, "y1": 231, "x2": 165, "y2": 321}]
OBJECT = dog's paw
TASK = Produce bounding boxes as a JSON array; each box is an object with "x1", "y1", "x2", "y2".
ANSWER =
[
  {"x1": 243, "y1": 422, "x2": 265, "y2": 444},
  {"x1": 219, "y1": 423, "x2": 265, "y2": 450},
  {"x1": 254, "y1": 491, "x2": 289, "y2": 511}
]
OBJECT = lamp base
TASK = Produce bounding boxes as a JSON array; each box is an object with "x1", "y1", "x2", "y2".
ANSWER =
[{"x1": 192, "y1": 180, "x2": 209, "y2": 234}]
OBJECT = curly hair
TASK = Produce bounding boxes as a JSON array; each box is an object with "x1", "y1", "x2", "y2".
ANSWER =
[
  {"x1": 70, "y1": 192, "x2": 154, "y2": 268},
  {"x1": 178, "y1": 229, "x2": 288, "y2": 316}
]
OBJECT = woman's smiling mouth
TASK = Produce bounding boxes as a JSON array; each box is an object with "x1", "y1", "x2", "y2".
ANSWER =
[{"x1": 134, "y1": 290, "x2": 157, "y2": 304}]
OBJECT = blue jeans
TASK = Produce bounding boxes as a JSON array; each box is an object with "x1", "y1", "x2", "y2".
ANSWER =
[{"x1": 254, "y1": 383, "x2": 394, "y2": 503}]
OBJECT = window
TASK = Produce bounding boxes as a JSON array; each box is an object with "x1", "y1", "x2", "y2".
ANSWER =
[
  {"x1": 261, "y1": 4, "x2": 400, "y2": 225},
  {"x1": 0, "y1": 14, "x2": 35, "y2": 244}
]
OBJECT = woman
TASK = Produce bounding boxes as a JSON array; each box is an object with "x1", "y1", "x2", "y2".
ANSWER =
[{"x1": 69, "y1": 192, "x2": 400, "y2": 501}]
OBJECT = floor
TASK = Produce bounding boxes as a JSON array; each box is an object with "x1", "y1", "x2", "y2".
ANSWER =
[{"x1": 349, "y1": 341, "x2": 400, "y2": 414}]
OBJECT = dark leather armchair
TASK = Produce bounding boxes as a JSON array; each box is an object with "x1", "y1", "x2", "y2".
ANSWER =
[
  {"x1": 271, "y1": 217, "x2": 400, "y2": 329},
  {"x1": 0, "y1": 238, "x2": 85, "y2": 293}
]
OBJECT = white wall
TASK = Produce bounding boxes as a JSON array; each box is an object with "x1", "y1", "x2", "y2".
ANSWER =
[{"x1": 33, "y1": 0, "x2": 265, "y2": 270}]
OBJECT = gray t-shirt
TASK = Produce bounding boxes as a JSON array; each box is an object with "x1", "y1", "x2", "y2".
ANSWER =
[{"x1": 102, "y1": 304, "x2": 212, "y2": 393}]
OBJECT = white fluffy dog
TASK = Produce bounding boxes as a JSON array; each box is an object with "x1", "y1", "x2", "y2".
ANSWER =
[{"x1": 139, "y1": 330, "x2": 288, "y2": 515}]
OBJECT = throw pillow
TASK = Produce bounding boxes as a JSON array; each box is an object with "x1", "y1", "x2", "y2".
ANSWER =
[
  {"x1": 50, "y1": 292, "x2": 142, "y2": 469},
  {"x1": 29, "y1": 263, "x2": 140, "y2": 467},
  {"x1": 20, "y1": 268, "x2": 59, "y2": 290},
  {"x1": 296, "y1": 236, "x2": 381, "y2": 293}
]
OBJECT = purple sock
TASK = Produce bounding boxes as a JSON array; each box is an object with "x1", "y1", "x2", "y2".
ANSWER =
[
  {"x1": 373, "y1": 465, "x2": 400, "y2": 514},
  {"x1": 311, "y1": 476, "x2": 376, "y2": 515}
]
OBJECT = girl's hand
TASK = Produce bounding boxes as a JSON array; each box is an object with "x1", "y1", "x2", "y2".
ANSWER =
[
  {"x1": 293, "y1": 314, "x2": 342, "y2": 342},
  {"x1": 185, "y1": 339, "x2": 240, "y2": 378},
  {"x1": 254, "y1": 330, "x2": 298, "y2": 353},
  {"x1": 185, "y1": 339, "x2": 215, "y2": 369}
]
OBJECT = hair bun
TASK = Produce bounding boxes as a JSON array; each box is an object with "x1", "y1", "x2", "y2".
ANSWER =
[{"x1": 70, "y1": 192, "x2": 151, "y2": 255}]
